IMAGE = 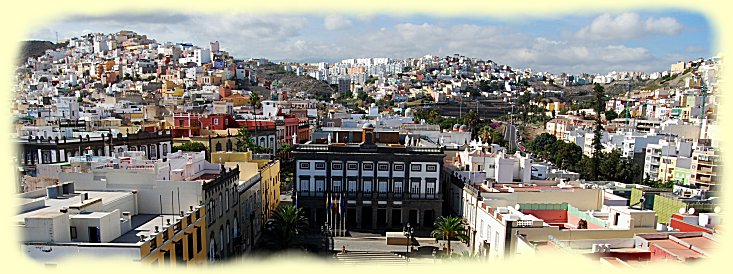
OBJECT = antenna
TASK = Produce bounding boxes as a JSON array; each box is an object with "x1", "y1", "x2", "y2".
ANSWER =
[
  {"x1": 714, "y1": 206, "x2": 721, "y2": 214},
  {"x1": 514, "y1": 204, "x2": 521, "y2": 210},
  {"x1": 678, "y1": 207, "x2": 686, "y2": 214},
  {"x1": 687, "y1": 208, "x2": 696, "y2": 215}
]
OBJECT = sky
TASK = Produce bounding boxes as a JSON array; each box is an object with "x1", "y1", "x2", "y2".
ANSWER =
[{"x1": 27, "y1": 11, "x2": 714, "y2": 74}]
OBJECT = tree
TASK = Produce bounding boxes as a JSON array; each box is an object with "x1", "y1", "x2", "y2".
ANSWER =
[
  {"x1": 478, "y1": 80, "x2": 490, "y2": 93},
  {"x1": 172, "y1": 142, "x2": 207, "y2": 153},
  {"x1": 278, "y1": 144, "x2": 293, "y2": 161},
  {"x1": 605, "y1": 110, "x2": 618, "y2": 121},
  {"x1": 590, "y1": 83, "x2": 605, "y2": 180},
  {"x1": 528, "y1": 133, "x2": 557, "y2": 159},
  {"x1": 463, "y1": 110, "x2": 480, "y2": 135},
  {"x1": 431, "y1": 216, "x2": 469, "y2": 256},
  {"x1": 249, "y1": 92, "x2": 261, "y2": 113},
  {"x1": 551, "y1": 141, "x2": 583, "y2": 170},
  {"x1": 270, "y1": 205, "x2": 308, "y2": 249},
  {"x1": 235, "y1": 127, "x2": 262, "y2": 153}
]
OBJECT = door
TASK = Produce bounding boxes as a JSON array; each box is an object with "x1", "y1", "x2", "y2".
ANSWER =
[
  {"x1": 391, "y1": 209, "x2": 402, "y2": 228},
  {"x1": 361, "y1": 206, "x2": 373, "y2": 229},
  {"x1": 88, "y1": 227, "x2": 100, "y2": 243}
]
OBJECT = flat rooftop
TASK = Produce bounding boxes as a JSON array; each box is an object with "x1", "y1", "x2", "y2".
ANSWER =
[
  {"x1": 112, "y1": 214, "x2": 182, "y2": 244},
  {"x1": 17, "y1": 190, "x2": 134, "y2": 224}
]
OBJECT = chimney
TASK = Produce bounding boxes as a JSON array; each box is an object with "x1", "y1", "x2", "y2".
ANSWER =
[
  {"x1": 122, "y1": 212, "x2": 131, "y2": 222},
  {"x1": 80, "y1": 193, "x2": 88, "y2": 203},
  {"x1": 46, "y1": 186, "x2": 58, "y2": 199}
]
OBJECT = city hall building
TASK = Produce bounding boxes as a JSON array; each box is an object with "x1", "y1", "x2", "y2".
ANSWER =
[{"x1": 293, "y1": 124, "x2": 444, "y2": 234}]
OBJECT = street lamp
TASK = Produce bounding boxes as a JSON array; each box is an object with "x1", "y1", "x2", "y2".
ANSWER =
[{"x1": 403, "y1": 223, "x2": 414, "y2": 261}]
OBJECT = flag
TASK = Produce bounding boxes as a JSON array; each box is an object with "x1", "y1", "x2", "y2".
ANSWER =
[
  {"x1": 326, "y1": 193, "x2": 332, "y2": 213},
  {"x1": 333, "y1": 193, "x2": 340, "y2": 215},
  {"x1": 340, "y1": 192, "x2": 346, "y2": 215}
]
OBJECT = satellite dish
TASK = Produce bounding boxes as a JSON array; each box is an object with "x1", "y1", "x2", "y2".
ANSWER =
[
  {"x1": 714, "y1": 206, "x2": 721, "y2": 214},
  {"x1": 678, "y1": 208, "x2": 686, "y2": 214},
  {"x1": 515, "y1": 204, "x2": 521, "y2": 210},
  {"x1": 688, "y1": 208, "x2": 696, "y2": 215}
]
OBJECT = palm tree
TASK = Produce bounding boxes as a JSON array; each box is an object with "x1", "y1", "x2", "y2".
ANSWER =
[
  {"x1": 431, "y1": 216, "x2": 469, "y2": 256},
  {"x1": 249, "y1": 91, "x2": 261, "y2": 114},
  {"x1": 271, "y1": 205, "x2": 308, "y2": 249}
]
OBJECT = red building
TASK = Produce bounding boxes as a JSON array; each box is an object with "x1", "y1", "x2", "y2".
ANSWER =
[
  {"x1": 171, "y1": 113, "x2": 237, "y2": 137},
  {"x1": 281, "y1": 117, "x2": 300, "y2": 146},
  {"x1": 297, "y1": 117, "x2": 311, "y2": 144}
]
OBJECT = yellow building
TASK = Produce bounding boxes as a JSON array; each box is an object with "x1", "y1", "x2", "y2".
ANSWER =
[
  {"x1": 657, "y1": 156, "x2": 678, "y2": 183},
  {"x1": 259, "y1": 160, "x2": 281, "y2": 221},
  {"x1": 140, "y1": 206, "x2": 208, "y2": 265},
  {"x1": 210, "y1": 151, "x2": 281, "y2": 222}
]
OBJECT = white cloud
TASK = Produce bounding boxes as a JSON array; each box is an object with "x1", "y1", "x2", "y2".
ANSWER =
[
  {"x1": 323, "y1": 15, "x2": 352, "y2": 31},
  {"x1": 576, "y1": 13, "x2": 683, "y2": 40},
  {"x1": 35, "y1": 13, "x2": 701, "y2": 74}
]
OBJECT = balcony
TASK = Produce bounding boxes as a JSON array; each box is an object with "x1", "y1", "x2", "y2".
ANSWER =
[{"x1": 697, "y1": 167, "x2": 716, "y2": 176}]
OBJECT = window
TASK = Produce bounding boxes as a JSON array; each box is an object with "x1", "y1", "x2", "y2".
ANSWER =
[
  {"x1": 347, "y1": 179, "x2": 357, "y2": 192},
  {"x1": 394, "y1": 164, "x2": 404, "y2": 171},
  {"x1": 378, "y1": 180, "x2": 388, "y2": 193},
  {"x1": 315, "y1": 162, "x2": 326, "y2": 170},
  {"x1": 300, "y1": 162, "x2": 310, "y2": 170},
  {"x1": 299, "y1": 179, "x2": 309, "y2": 192},
  {"x1": 480, "y1": 220, "x2": 484, "y2": 237},
  {"x1": 162, "y1": 144, "x2": 168, "y2": 155},
  {"x1": 219, "y1": 227, "x2": 224, "y2": 253},
  {"x1": 410, "y1": 179, "x2": 421, "y2": 193},
  {"x1": 332, "y1": 179, "x2": 342, "y2": 192},
  {"x1": 196, "y1": 226, "x2": 202, "y2": 253},
  {"x1": 347, "y1": 162, "x2": 358, "y2": 170},
  {"x1": 378, "y1": 163, "x2": 389, "y2": 171},
  {"x1": 426, "y1": 164, "x2": 437, "y2": 172},
  {"x1": 187, "y1": 232, "x2": 194, "y2": 260},
  {"x1": 495, "y1": 232, "x2": 500, "y2": 251},
  {"x1": 363, "y1": 179, "x2": 373, "y2": 193},
  {"x1": 411, "y1": 164, "x2": 421, "y2": 172},
  {"x1": 393, "y1": 180, "x2": 403, "y2": 193},
  {"x1": 214, "y1": 118, "x2": 219, "y2": 125},
  {"x1": 315, "y1": 179, "x2": 325, "y2": 192},
  {"x1": 70, "y1": 226, "x2": 77, "y2": 239},
  {"x1": 332, "y1": 162, "x2": 343, "y2": 170},
  {"x1": 225, "y1": 189, "x2": 230, "y2": 209},
  {"x1": 218, "y1": 193, "x2": 223, "y2": 217},
  {"x1": 426, "y1": 182, "x2": 436, "y2": 195},
  {"x1": 362, "y1": 162, "x2": 374, "y2": 170}
]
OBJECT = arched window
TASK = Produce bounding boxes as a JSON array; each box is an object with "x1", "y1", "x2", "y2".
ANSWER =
[
  {"x1": 219, "y1": 226, "x2": 224, "y2": 254},
  {"x1": 215, "y1": 142, "x2": 222, "y2": 151},
  {"x1": 218, "y1": 193, "x2": 223, "y2": 217},
  {"x1": 226, "y1": 222, "x2": 231, "y2": 251},
  {"x1": 209, "y1": 233, "x2": 216, "y2": 261},
  {"x1": 225, "y1": 189, "x2": 229, "y2": 211},
  {"x1": 226, "y1": 140, "x2": 232, "y2": 151},
  {"x1": 234, "y1": 215, "x2": 238, "y2": 239}
]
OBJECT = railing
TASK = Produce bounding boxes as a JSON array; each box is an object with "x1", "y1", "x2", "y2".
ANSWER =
[
  {"x1": 296, "y1": 145, "x2": 329, "y2": 151},
  {"x1": 405, "y1": 147, "x2": 442, "y2": 153}
]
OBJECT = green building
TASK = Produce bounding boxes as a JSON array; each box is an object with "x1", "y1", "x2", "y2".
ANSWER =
[
  {"x1": 652, "y1": 192, "x2": 718, "y2": 223},
  {"x1": 629, "y1": 187, "x2": 672, "y2": 211},
  {"x1": 673, "y1": 168, "x2": 691, "y2": 185}
]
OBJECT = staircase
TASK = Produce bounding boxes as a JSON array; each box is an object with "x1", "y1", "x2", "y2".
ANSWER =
[{"x1": 333, "y1": 251, "x2": 407, "y2": 265}]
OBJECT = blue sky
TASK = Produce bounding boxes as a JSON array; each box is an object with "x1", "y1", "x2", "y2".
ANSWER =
[{"x1": 27, "y1": 11, "x2": 714, "y2": 74}]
